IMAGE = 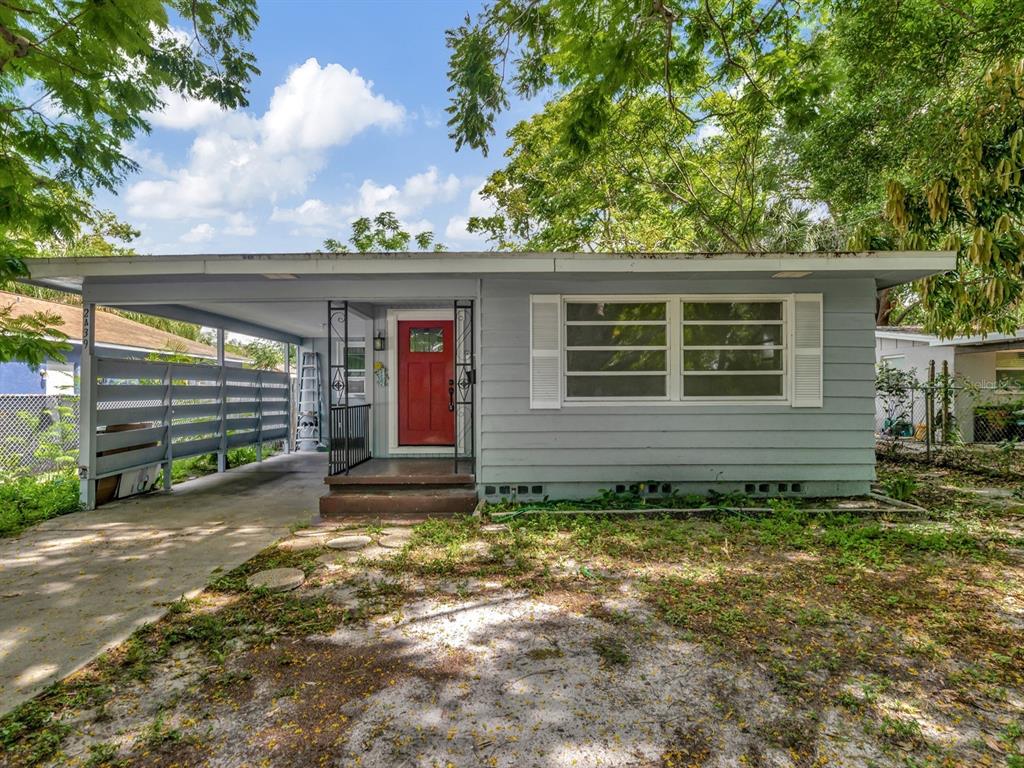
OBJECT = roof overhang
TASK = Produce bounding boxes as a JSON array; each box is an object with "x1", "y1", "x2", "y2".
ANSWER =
[
  {"x1": 23, "y1": 250, "x2": 954, "y2": 289},
  {"x1": 21, "y1": 251, "x2": 954, "y2": 341},
  {"x1": 876, "y1": 329, "x2": 1024, "y2": 348}
]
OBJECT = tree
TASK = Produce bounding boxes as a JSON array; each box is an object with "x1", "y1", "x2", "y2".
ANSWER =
[
  {"x1": 788, "y1": 2, "x2": 1024, "y2": 334},
  {"x1": 0, "y1": 0, "x2": 259, "y2": 362},
  {"x1": 447, "y1": 0, "x2": 1024, "y2": 335},
  {"x1": 446, "y1": 0, "x2": 826, "y2": 251},
  {"x1": 322, "y1": 211, "x2": 446, "y2": 253},
  {"x1": 242, "y1": 339, "x2": 283, "y2": 371}
]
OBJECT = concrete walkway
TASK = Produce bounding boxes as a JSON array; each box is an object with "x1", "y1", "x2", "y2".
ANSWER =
[{"x1": 0, "y1": 452, "x2": 324, "y2": 714}]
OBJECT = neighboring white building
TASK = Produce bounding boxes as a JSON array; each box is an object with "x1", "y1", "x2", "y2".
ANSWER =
[
  {"x1": 876, "y1": 326, "x2": 1024, "y2": 385},
  {"x1": 876, "y1": 327, "x2": 1024, "y2": 443}
]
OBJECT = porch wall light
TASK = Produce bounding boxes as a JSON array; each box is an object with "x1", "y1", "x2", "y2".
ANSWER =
[{"x1": 373, "y1": 333, "x2": 386, "y2": 351}]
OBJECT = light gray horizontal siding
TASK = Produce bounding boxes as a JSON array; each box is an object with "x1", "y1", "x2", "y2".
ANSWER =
[{"x1": 477, "y1": 276, "x2": 877, "y2": 490}]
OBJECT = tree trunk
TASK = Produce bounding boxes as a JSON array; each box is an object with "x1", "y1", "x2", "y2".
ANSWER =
[{"x1": 876, "y1": 288, "x2": 894, "y2": 326}]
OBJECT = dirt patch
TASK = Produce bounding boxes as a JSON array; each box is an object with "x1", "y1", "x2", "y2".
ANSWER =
[{"x1": 116, "y1": 637, "x2": 454, "y2": 767}]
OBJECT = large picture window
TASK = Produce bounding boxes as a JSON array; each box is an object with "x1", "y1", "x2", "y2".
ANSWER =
[
  {"x1": 560, "y1": 296, "x2": 790, "y2": 403},
  {"x1": 564, "y1": 300, "x2": 670, "y2": 400}
]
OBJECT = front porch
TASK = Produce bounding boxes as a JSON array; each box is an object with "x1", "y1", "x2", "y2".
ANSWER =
[{"x1": 321, "y1": 457, "x2": 478, "y2": 519}]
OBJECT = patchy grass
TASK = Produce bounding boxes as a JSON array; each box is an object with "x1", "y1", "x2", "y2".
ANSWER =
[{"x1": 3, "y1": 464, "x2": 1023, "y2": 768}]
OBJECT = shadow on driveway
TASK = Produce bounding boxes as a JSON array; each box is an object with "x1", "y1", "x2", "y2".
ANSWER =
[{"x1": 0, "y1": 452, "x2": 323, "y2": 713}]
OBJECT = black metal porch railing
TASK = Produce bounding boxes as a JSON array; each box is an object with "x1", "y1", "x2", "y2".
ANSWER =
[{"x1": 328, "y1": 403, "x2": 371, "y2": 475}]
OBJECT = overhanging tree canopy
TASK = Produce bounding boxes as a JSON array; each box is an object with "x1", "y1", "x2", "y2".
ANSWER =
[
  {"x1": 0, "y1": 0, "x2": 259, "y2": 362},
  {"x1": 447, "y1": 0, "x2": 1024, "y2": 335}
]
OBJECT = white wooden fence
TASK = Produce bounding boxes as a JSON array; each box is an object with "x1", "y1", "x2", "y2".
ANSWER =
[{"x1": 88, "y1": 357, "x2": 289, "y2": 481}]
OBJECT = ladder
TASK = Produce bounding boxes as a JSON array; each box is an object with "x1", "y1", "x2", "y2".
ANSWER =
[{"x1": 295, "y1": 350, "x2": 323, "y2": 451}]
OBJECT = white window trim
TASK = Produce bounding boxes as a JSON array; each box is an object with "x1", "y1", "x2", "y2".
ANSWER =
[{"x1": 560, "y1": 294, "x2": 795, "y2": 407}]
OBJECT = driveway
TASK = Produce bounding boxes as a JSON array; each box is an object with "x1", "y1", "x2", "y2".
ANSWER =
[{"x1": 0, "y1": 451, "x2": 323, "y2": 713}]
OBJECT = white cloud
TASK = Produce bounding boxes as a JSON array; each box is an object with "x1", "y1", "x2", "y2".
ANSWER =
[
  {"x1": 125, "y1": 58, "x2": 405, "y2": 222},
  {"x1": 224, "y1": 213, "x2": 256, "y2": 236},
  {"x1": 147, "y1": 87, "x2": 226, "y2": 130},
  {"x1": 352, "y1": 166, "x2": 460, "y2": 218},
  {"x1": 270, "y1": 198, "x2": 341, "y2": 229},
  {"x1": 271, "y1": 167, "x2": 464, "y2": 234},
  {"x1": 262, "y1": 58, "x2": 404, "y2": 152},
  {"x1": 180, "y1": 223, "x2": 215, "y2": 243},
  {"x1": 444, "y1": 184, "x2": 496, "y2": 246}
]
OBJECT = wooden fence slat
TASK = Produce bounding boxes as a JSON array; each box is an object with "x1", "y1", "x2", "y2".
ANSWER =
[{"x1": 96, "y1": 443, "x2": 166, "y2": 476}]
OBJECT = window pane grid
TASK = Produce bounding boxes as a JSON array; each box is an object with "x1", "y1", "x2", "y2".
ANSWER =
[
  {"x1": 564, "y1": 300, "x2": 669, "y2": 399},
  {"x1": 680, "y1": 320, "x2": 783, "y2": 325},
  {"x1": 680, "y1": 299, "x2": 786, "y2": 401},
  {"x1": 565, "y1": 320, "x2": 667, "y2": 326}
]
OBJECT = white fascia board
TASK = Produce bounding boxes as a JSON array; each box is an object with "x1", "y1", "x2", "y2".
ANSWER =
[
  {"x1": 876, "y1": 329, "x2": 1024, "y2": 347},
  {"x1": 24, "y1": 250, "x2": 955, "y2": 280},
  {"x1": 875, "y1": 331, "x2": 938, "y2": 343},
  {"x1": 553, "y1": 251, "x2": 956, "y2": 274},
  {"x1": 202, "y1": 254, "x2": 558, "y2": 275},
  {"x1": 938, "y1": 332, "x2": 1024, "y2": 347}
]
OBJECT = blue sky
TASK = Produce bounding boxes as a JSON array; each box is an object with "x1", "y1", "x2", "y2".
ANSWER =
[{"x1": 97, "y1": 0, "x2": 537, "y2": 254}]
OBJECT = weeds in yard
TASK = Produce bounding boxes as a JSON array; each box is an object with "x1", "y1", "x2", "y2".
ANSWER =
[
  {"x1": 142, "y1": 711, "x2": 183, "y2": 749},
  {"x1": 2, "y1": 462, "x2": 1022, "y2": 768},
  {"x1": 882, "y1": 472, "x2": 920, "y2": 501},
  {"x1": 83, "y1": 742, "x2": 124, "y2": 767},
  {"x1": 592, "y1": 635, "x2": 630, "y2": 667},
  {"x1": 0, "y1": 472, "x2": 80, "y2": 537}
]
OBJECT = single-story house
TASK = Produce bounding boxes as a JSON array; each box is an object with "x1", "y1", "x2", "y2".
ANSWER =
[
  {"x1": 876, "y1": 326, "x2": 1024, "y2": 443},
  {"x1": 21, "y1": 250, "x2": 953, "y2": 514},
  {"x1": 0, "y1": 291, "x2": 243, "y2": 395}
]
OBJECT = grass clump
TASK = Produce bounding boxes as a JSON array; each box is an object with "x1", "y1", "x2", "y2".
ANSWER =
[{"x1": 0, "y1": 473, "x2": 80, "y2": 537}]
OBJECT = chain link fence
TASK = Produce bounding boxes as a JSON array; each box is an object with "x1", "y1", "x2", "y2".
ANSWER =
[
  {"x1": 876, "y1": 374, "x2": 1024, "y2": 451},
  {"x1": 0, "y1": 394, "x2": 80, "y2": 477}
]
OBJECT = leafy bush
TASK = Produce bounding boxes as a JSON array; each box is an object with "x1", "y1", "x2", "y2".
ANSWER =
[{"x1": 0, "y1": 473, "x2": 81, "y2": 537}]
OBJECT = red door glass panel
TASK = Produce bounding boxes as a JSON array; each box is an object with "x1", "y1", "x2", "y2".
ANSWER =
[{"x1": 397, "y1": 320, "x2": 454, "y2": 446}]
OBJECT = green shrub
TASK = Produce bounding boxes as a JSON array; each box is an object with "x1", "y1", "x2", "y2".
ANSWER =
[{"x1": 0, "y1": 473, "x2": 81, "y2": 537}]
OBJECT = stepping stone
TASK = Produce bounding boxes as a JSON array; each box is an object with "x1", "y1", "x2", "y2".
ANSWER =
[
  {"x1": 293, "y1": 527, "x2": 337, "y2": 538},
  {"x1": 277, "y1": 536, "x2": 325, "y2": 552},
  {"x1": 462, "y1": 541, "x2": 491, "y2": 558},
  {"x1": 316, "y1": 551, "x2": 361, "y2": 569},
  {"x1": 481, "y1": 524, "x2": 509, "y2": 533},
  {"x1": 247, "y1": 568, "x2": 304, "y2": 592},
  {"x1": 359, "y1": 545, "x2": 393, "y2": 560},
  {"x1": 439, "y1": 578, "x2": 483, "y2": 596},
  {"x1": 326, "y1": 535, "x2": 372, "y2": 551},
  {"x1": 323, "y1": 584, "x2": 360, "y2": 608},
  {"x1": 379, "y1": 530, "x2": 413, "y2": 548}
]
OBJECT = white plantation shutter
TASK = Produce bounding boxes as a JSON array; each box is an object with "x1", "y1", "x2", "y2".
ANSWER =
[
  {"x1": 791, "y1": 293, "x2": 824, "y2": 407},
  {"x1": 530, "y1": 294, "x2": 561, "y2": 409}
]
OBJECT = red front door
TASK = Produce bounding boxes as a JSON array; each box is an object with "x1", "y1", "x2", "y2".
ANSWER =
[{"x1": 398, "y1": 319, "x2": 455, "y2": 446}]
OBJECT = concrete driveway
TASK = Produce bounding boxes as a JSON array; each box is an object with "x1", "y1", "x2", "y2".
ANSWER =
[{"x1": 0, "y1": 452, "x2": 323, "y2": 714}]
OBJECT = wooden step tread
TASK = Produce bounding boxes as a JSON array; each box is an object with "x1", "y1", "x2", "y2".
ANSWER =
[
  {"x1": 325, "y1": 473, "x2": 475, "y2": 487},
  {"x1": 319, "y1": 489, "x2": 478, "y2": 517}
]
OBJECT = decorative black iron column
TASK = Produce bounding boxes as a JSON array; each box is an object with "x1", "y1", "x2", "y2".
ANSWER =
[
  {"x1": 453, "y1": 299, "x2": 476, "y2": 475},
  {"x1": 328, "y1": 301, "x2": 349, "y2": 475}
]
